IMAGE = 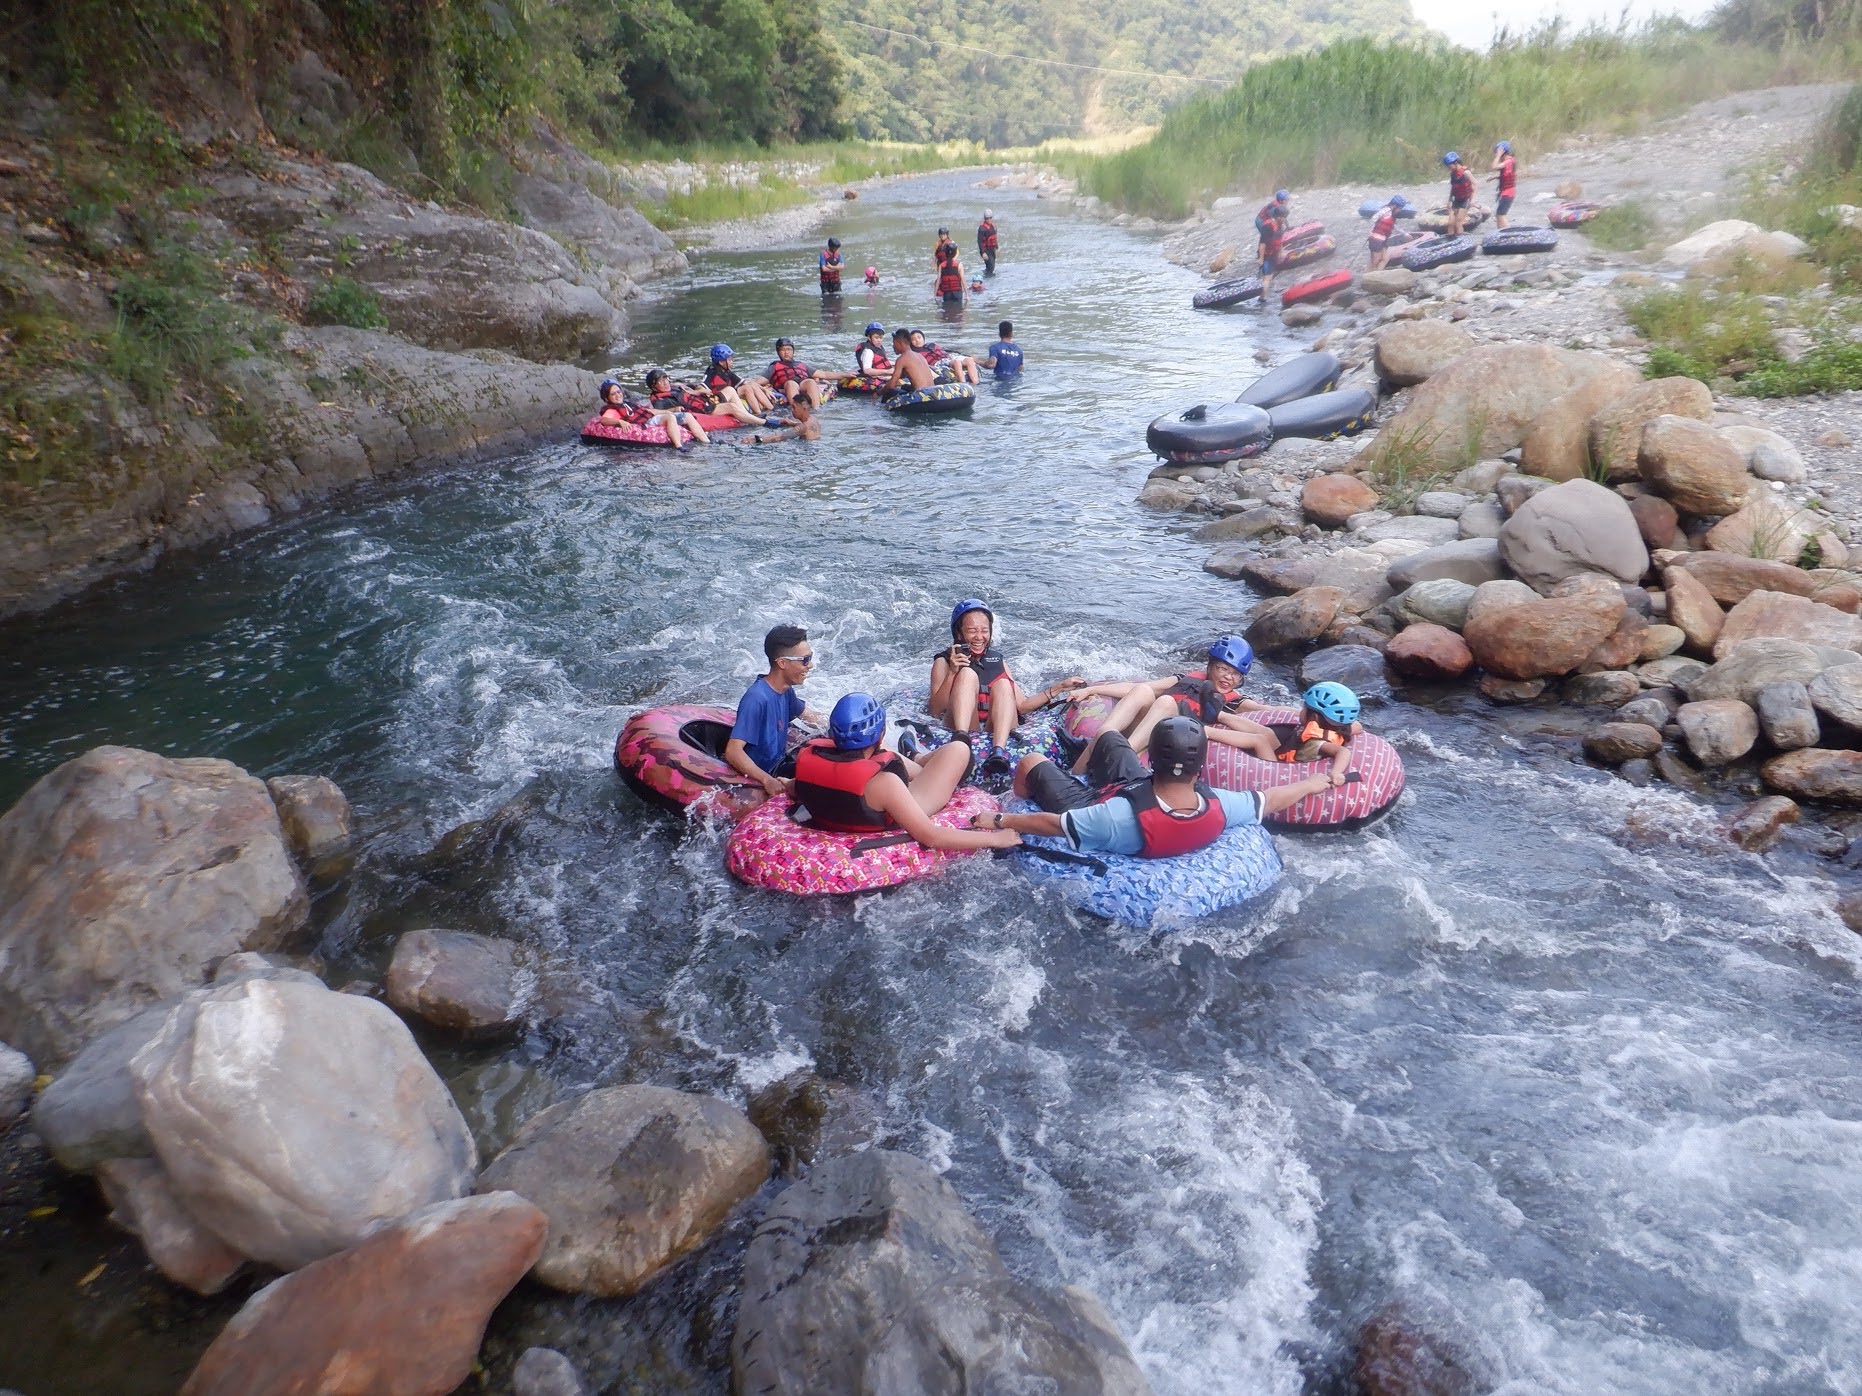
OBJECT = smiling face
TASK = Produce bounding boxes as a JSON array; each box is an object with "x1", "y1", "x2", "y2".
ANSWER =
[
  {"x1": 602, "y1": 384, "x2": 624, "y2": 405},
  {"x1": 957, "y1": 609, "x2": 992, "y2": 653},
  {"x1": 1207, "y1": 658, "x2": 1244, "y2": 693}
]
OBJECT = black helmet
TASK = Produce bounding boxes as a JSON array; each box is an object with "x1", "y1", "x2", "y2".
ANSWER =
[
  {"x1": 774, "y1": 336, "x2": 794, "y2": 351},
  {"x1": 1149, "y1": 717, "x2": 1207, "y2": 779},
  {"x1": 827, "y1": 237, "x2": 841, "y2": 249},
  {"x1": 937, "y1": 226, "x2": 950, "y2": 235}
]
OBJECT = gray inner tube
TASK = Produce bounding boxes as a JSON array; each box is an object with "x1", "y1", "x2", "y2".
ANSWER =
[
  {"x1": 1146, "y1": 402, "x2": 1273, "y2": 462},
  {"x1": 1237, "y1": 352, "x2": 1343, "y2": 409}
]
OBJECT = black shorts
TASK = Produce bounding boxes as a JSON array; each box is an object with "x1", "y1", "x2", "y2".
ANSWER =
[
  {"x1": 1022, "y1": 732, "x2": 1147, "y2": 814},
  {"x1": 1367, "y1": 235, "x2": 1388, "y2": 253},
  {"x1": 1450, "y1": 196, "x2": 1471, "y2": 211},
  {"x1": 1495, "y1": 193, "x2": 1514, "y2": 216}
]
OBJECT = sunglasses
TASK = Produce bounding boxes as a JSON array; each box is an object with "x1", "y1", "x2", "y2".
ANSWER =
[{"x1": 781, "y1": 652, "x2": 815, "y2": 666}]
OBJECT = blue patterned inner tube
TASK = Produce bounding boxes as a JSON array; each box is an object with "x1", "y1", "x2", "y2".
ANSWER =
[
  {"x1": 883, "y1": 381, "x2": 976, "y2": 414},
  {"x1": 887, "y1": 695, "x2": 1072, "y2": 792}
]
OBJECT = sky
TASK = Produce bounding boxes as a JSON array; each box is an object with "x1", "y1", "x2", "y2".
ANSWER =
[{"x1": 1410, "y1": 0, "x2": 1722, "y2": 48}]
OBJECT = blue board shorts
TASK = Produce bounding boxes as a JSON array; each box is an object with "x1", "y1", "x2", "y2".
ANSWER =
[{"x1": 1495, "y1": 193, "x2": 1514, "y2": 216}]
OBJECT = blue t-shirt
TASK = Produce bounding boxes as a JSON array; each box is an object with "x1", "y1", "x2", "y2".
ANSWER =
[
  {"x1": 731, "y1": 676, "x2": 803, "y2": 772},
  {"x1": 1061, "y1": 787, "x2": 1263, "y2": 856},
  {"x1": 987, "y1": 340, "x2": 1023, "y2": 376}
]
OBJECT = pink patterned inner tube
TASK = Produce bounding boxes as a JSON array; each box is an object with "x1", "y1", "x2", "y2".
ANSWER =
[
  {"x1": 1063, "y1": 696, "x2": 1404, "y2": 829},
  {"x1": 580, "y1": 412, "x2": 742, "y2": 447},
  {"x1": 726, "y1": 785, "x2": 1001, "y2": 895},
  {"x1": 614, "y1": 704, "x2": 768, "y2": 822}
]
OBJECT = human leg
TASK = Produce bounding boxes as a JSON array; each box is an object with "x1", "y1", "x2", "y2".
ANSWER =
[
  {"x1": 986, "y1": 676, "x2": 1018, "y2": 747},
  {"x1": 941, "y1": 666, "x2": 981, "y2": 731},
  {"x1": 1016, "y1": 755, "x2": 1096, "y2": 813},
  {"x1": 1083, "y1": 730, "x2": 1149, "y2": 788},
  {"x1": 1125, "y1": 694, "x2": 1184, "y2": 756},
  {"x1": 908, "y1": 739, "x2": 972, "y2": 814}
]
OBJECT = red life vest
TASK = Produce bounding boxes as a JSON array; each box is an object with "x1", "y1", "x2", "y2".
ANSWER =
[
  {"x1": 769, "y1": 358, "x2": 812, "y2": 389},
  {"x1": 920, "y1": 343, "x2": 949, "y2": 364},
  {"x1": 978, "y1": 221, "x2": 998, "y2": 252},
  {"x1": 603, "y1": 400, "x2": 654, "y2": 426},
  {"x1": 1276, "y1": 718, "x2": 1348, "y2": 762},
  {"x1": 1370, "y1": 207, "x2": 1397, "y2": 240},
  {"x1": 855, "y1": 344, "x2": 892, "y2": 373},
  {"x1": 936, "y1": 263, "x2": 963, "y2": 295},
  {"x1": 705, "y1": 366, "x2": 741, "y2": 394},
  {"x1": 1496, "y1": 155, "x2": 1517, "y2": 197},
  {"x1": 652, "y1": 386, "x2": 709, "y2": 412},
  {"x1": 1110, "y1": 779, "x2": 1228, "y2": 859},
  {"x1": 791, "y1": 737, "x2": 909, "y2": 833},
  {"x1": 1255, "y1": 203, "x2": 1285, "y2": 247},
  {"x1": 1450, "y1": 167, "x2": 1475, "y2": 202},
  {"x1": 1166, "y1": 669, "x2": 1241, "y2": 723}
]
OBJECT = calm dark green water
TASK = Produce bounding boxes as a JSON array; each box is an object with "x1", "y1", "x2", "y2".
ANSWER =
[{"x1": 2, "y1": 170, "x2": 1860, "y2": 1395}]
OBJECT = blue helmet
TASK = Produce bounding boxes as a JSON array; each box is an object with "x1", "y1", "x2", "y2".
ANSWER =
[
  {"x1": 1274, "y1": 189, "x2": 1290, "y2": 203},
  {"x1": 1443, "y1": 151, "x2": 1460, "y2": 166},
  {"x1": 1494, "y1": 140, "x2": 1511, "y2": 154},
  {"x1": 865, "y1": 321, "x2": 885, "y2": 335},
  {"x1": 710, "y1": 343, "x2": 733, "y2": 362},
  {"x1": 950, "y1": 598, "x2": 994, "y2": 640},
  {"x1": 1208, "y1": 635, "x2": 1254, "y2": 675},
  {"x1": 1389, "y1": 194, "x2": 1408, "y2": 208},
  {"x1": 829, "y1": 692, "x2": 887, "y2": 750},
  {"x1": 598, "y1": 378, "x2": 622, "y2": 399},
  {"x1": 1303, "y1": 682, "x2": 1360, "y2": 727}
]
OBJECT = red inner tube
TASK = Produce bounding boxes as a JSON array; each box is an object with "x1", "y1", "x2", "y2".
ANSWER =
[
  {"x1": 614, "y1": 704, "x2": 768, "y2": 821},
  {"x1": 1280, "y1": 269, "x2": 1354, "y2": 306}
]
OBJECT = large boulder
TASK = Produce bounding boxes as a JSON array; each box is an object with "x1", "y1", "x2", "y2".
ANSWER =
[
  {"x1": 1385, "y1": 624, "x2": 1473, "y2": 681},
  {"x1": 1586, "y1": 378, "x2": 1713, "y2": 483},
  {"x1": 1662, "y1": 566, "x2": 1725, "y2": 654},
  {"x1": 1384, "y1": 539, "x2": 1506, "y2": 591},
  {"x1": 1704, "y1": 495, "x2": 1823, "y2": 561},
  {"x1": 97, "y1": 1157, "x2": 247, "y2": 1296},
  {"x1": 1762, "y1": 749, "x2": 1862, "y2": 804},
  {"x1": 1395, "y1": 579, "x2": 1477, "y2": 630},
  {"x1": 31, "y1": 1005, "x2": 169, "y2": 1171},
  {"x1": 133, "y1": 977, "x2": 478, "y2": 1270},
  {"x1": 1713, "y1": 591, "x2": 1862, "y2": 659},
  {"x1": 1465, "y1": 579, "x2": 1538, "y2": 625},
  {"x1": 477, "y1": 1085, "x2": 769, "y2": 1297},
  {"x1": 1352, "y1": 345, "x2": 1628, "y2": 474},
  {"x1": 1245, "y1": 587, "x2": 1343, "y2": 652},
  {"x1": 1684, "y1": 639, "x2": 1834, "y2": 705},
  {"x1": 1301, "y1": 474, "x2": 1381, "y2": 528},
  {"x1": 1304, "y1": 551, "x2": 1399, "y2": 613},
  {"x1": 1756, "y1": 681, "x2": 1821, "y2": 750},
  {"x1": 179, "y1": 1193, "x2": 546, "y2": 1396},
  {"x1": 1498, "y1": 479, "x2": 1649, "y2": 593},
  {"x1": 1637, "y1": 416, "x2": 1751, "y2": 515},
  {"x1": 1662, "y1": 219, "x2": 1808, "y2": 271},
  {"x1": 1353, "y1": 515, "x2": 1461, "y2": 547},
  {"x1": 0, "y1": 747, "x2": 309, "y2": 1066},
  {"x1": 1663, "y1": 552, "x2": 1857, "y2": 610},
  {"x1": 1463, "y1": 592, "x2": 1626, "y2": 681},
  {"x1": 1299, "y1": 645, "x2": 1391, "y2": 693},
  {"x1": 385, "y1": 929, "x2": 533, "y2": 1037},
  {"x1": 1809, "y1": 665, "x2": 1862, "y2": 730},
  {"x1": 1374, "y1": 320, "x2": 1474, "y2": 387},
  {"x1": 1517, "y1": 362, "x2": 1641, "y2": 481},
  {"x1": 732, "y1": 1151, "x2": 1150, "y2": 1396},
  {"x1": 1676, "y1": 699, "x2": 1760, "y2": 765},
  {"x1": 263, "y1": 775, "x2": 353, "y2": 866}
]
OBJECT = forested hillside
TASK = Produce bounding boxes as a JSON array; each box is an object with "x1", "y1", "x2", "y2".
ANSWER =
[{"x1": 828, "y1": 0, "x2": 1425, "y2": 146}]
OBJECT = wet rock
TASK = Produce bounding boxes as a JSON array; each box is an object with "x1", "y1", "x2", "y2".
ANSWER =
[
  {"x1": 1195, "y1": 508, "x2": 1288, "y2": 542},
  {"x1": 1839, "y1": 891, "x2": 1862, "y2": 931},
  {"x1": 747, "y1": 1071, "x2": 878, "y2": 1178},
  {"x1": 732, "y1": 1151, "x2": 1149, "y2": 1396},
  {"x1": 1809, "y1": 665, "x2": 1862, "y2": 730},
  {"x1": 264, "y1": 775, "x2": 353, "y2": 866},
  {"x1": 478, "y1": 1085, "x2": 769, "y2": 1297},
  {"x1": 1517, "y1": 361, "x2": 1641, "y2": 481},
  {"x1": 1637, "y1": 415, "x2": 1752, "y2": 515},
  {"x1": 1202, "y1": 544, "x2": 1255, "y2": 579},
  {"x1": 1385, "y1": 624, "x2": 1473, "y2": 681},
  {"x1": 1479, "y1": 675, "x2": 1547, "y2": 703},
  {"x1": 1415, "y1": 490, "x2": 1472, "y2": 519},
  {"x1": 1245, "y1": 587, "x2": 1344, "y2": 652},
  {"x1": 1756, "y1": 681, "x2": 1822, "y2": 750},
  {"x1": 1677, "y1": 699, "x2": 1760, "y2": 765},
  {"x1": 1566, "y1": 672, "x2": 1642, "y2": 707},
  {"x1": 1588, "y1": 377, "x2": 1715, "y2": 483},
  {"x1": 1640, "y1": 656, "x2": 1709, "y2": 689},
  {"x1": 1463, "y1": 592, "x2": 1626, "y2": 680},
  {"x1": 1300, "y1": 645, "x2": 1390, "y2": 692},
  {"x1": 1352, "y1": 1307, "x2": 1480, "y2": 1396},
  {"x1": 1583, "y1": 722, "x2": 1664, "y2": 764},
  {"x1": 1302, "y1": 474, "x2": 1382, "y2": 529},
  {"x1": 1729, "y1": 796, "x2": 1800, "y2": 851},
  {"x1": 1385, "y1": 539, "x2": 1506, "y2": 591},
  {"x1": 1653, "y1": 747, "x2": 1706, "y2": 790},
  {"x1": 1498, "y1": 479, "x2": 1650, "y2": 593},
  {"x1": 1619, "y1": 692, "x2": 1681, "y2": 728},
  {"x1": 514, "y1": 1347, "x2": 590, "y2": 1396},
  {"x1": 0, "y1": 746, "x2": 309, "y2": 1067},
  {"x1": 385, "y1": 929, "x2": 533, "y2": 1037},
  {"x1": 1662, "y1": 566, "x2": 1725, "y2": 653},
  {"x1": 31, "y1": 1005, "x2": 169, "y2": 1171},
  {"x1": 1628, "y1": 494, "x2": 1680, "y2": 550},
  {"x1": 180, "y1": 1193, "x2": 546, "y2": 1396},
  {"x1": 1395, "y1": 579, "x2": 1476, "y2": 630},
  {"x1": 1713, "y1": 591, "x2": 1862, "y2": 659},
  {"x1": 1457, "y1": 500, "x2": 1506, "y2": 539},
  {"x1": 134, "y1": 977, "x2": 477, "y2": 1270},
  {"x1": 0, "y1": 1042, "x2": 32, "y2": 1128},
  {"x1": 1639, "y1": 624, "x2": 1686, "y2": 661},
  {"x1": 96, "y1": 1157, "x2": 246, "y2": 1296},
  {"x1": 1465, "y1": 578, "x2": 1538, "y2": 624},
  {"x1": 1374, "y1": 320, "x2": 1474, "y2": 386},
  {"x1": 1496, "y1": 474, "x2": 1555, "y2": 515},
  {"x1": 1620, "y1": 757, "x2": 1655, "y2": 785},
  {"x1": 1685, "y1": 639, "x2": 1832, "y2": 704},
  {"x1": 1705, "y1": 496, "x2": 1822, "y2": 561},
  {"x1": 1763, "y1": 750, "x2": 1862, "y2": 804}
]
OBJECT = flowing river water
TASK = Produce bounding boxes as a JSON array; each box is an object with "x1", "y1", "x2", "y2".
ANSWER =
[{"x1": 3, "y1": 170, "x2": 1861, "y2": 1395}]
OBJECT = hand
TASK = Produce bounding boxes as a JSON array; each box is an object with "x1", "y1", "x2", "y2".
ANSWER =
[
  {"x1": 948, "y1": 646, "x2": 970, "y2": 670},
  {"x1": 993, "y1": 829, "x2": 1022, "y2": 848},
  {"x1": 762, "y1": 775, "x2": 789, "y2": 798}
]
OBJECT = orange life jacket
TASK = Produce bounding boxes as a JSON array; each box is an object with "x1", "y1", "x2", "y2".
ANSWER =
[{"x1": 1276, "y1": 718, "x2": 1348, "y2": 762}]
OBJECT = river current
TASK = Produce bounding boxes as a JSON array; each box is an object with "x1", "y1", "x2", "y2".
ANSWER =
[{"x1": 2, "y1": 170, "x2": 1860, "y2": 1395}]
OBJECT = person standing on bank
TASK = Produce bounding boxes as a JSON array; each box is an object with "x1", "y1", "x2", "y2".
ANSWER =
[
  {"x1": 1444, "y1": 152, "x2": 1475, "y2": 236},
  {"x1": 1490, "y1": 141, "x2": 1517, "y2": 229},
  {"x1": 724, "y1": 625, "x2": 825, "y2": 799},
  {"x1": 1255, "y1": 190, "x2": 1290, "y2": 296}
]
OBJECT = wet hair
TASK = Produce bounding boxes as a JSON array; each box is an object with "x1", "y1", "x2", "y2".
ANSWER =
[
  {"x1": 893, "y1": 328, "x2": 911, "y2": 346},
  {"x1": 764, "y1": 624, "x2": 808, "y2": 661},
  {"x1": 998, "y1": 320, "x2": 1013, "y2": 337},
  {"x1": 909, "y1": 329, "x2": 927, "y2": 345},
  {"x1": 645, "y1": 368, "x2": 669, "y2": 390}
]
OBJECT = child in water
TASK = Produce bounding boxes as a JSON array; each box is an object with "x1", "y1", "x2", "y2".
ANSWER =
[
  {"x1": 1066, "y1": 636, "x2": 1278, "y2": 773},
  {"x1": 864, "y1": 265, "x2": 880, "y2": 287},
  {"x1": 1277, "y1": 682, "x2": 1361, "y2": 781}
]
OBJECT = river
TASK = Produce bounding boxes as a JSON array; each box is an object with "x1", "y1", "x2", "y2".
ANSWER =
[{"x1": 2, "y1": 169, "x2": 1860, "y2": 1395}]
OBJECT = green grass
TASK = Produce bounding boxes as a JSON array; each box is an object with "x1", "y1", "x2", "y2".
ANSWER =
[
  {"x1": 1075, "y1": 23, "x2": 1843, "y2": 218},
  {"x1": 1627, "y1": 283, "x2": 1783, "y2": 382},
  {"x1": 642, "y1": 174, "x2": 815, "y2": 228},
  {"x1": 1582, "y1": 202, "x2": 1657, "y2": 251},
  {"x1": 1741, "y1": 340, "x2": 1862, "y2": 394},
  {"x1": 305, "y1": 276, "x2": 389, "y2": 330}
]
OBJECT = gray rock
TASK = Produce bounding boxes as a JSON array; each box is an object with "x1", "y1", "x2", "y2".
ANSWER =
[
  {"x1": 1465, "y1": 578, "x2": 1538, "y2": 624},
  {"x1": 1385, "y1": 539, "x2": 1507, "y2": 591},
  {"x1": 0, "y1": 1042, "x2": 32, "y2": 1129},
  {"x1": 747, "y1": 1071, "x2": 880, "y2": 1178},
  {"x1": 1677, "y1": 699, "x2": 1760, "y2": 765},
  {"x1": 1496, "y1": 474, "x2": 1554, "y2": 515},
  {"x1": 264, "y1": 775, "x2": 353, "y2": 865},
  {"x1": 1281, "y1": 304, "x2": 1324, "y2": 328},
  {"x1": 1641, "y1": 657, "x2": 1710, "y2": 689},
  {"x1": 1202, "y1": 544, "x2": 1255, "y2": 579},
  {"x1": 732, "y1": 1151, "x2": 1150, "y2": 1396},
  {"x1": 1565, "y1": 672, "x2": 1642, "y2": 707},
  {"x1": 1304, "y1": 549, "x2": 1399, "y2": 613},
  {"x1": 1354, "y1": 515, "x2": 1462, "y2": 547},
  {"x1": 97, "y1": 1157, "x2": 247, "y2": 1296},
  {"x1": 1584, "y1": 722, "x2": 1664, "y2": 764},
  {"x1": 1498, "y1": 479, "x2": 1650, "y2": 593},
  {"x1": 31, "y1": 1005, "x2": 169, "y2": 1171},
  {"x1": 1620, "y1": 758, "x2": 1655, "y2": 785},
  {"x1": 477, "y1": 1085, "x2": 769, "y2": 1297},
  {"x1": 1415, "y1": 490, "x2": 1472, "y2": 519},
  {"x1": 1618, "y1": 693, "x2": 1680, "y2": 728},
  {"x1": 1756, "y1": 681, "x2": 1821, "y2": 750},
  {"x1": 385, "y1": 929, "x2": 533, "y2": 1037},
  {"x1": 1452, "y1": 460, "x2": 1514, "y2": 493},
  {"x1": 1346, "y1": 509, "x2": 1394, "y2": 532},
  {"x1": 133, "y1": 976, "x2": 478, "y2": 1270},
  {"x1": 1752, "y1": 441, "x2": 1808, "y2": 483},
  {"x1": 1809, "y1": 665, "x2": 1862, "y2": 730},
  {"x1": 0, "y1": 746, "x2": 309, "y2": 1067},
  {"x1": 1298, "y1": 645, "x2": 1390, "y2": 695},
  {"x1": 1685, "y1": 639, "x2": 1834, "y2": 705},
  {"x1": 1457, "y1": 500, "x2": 1507, "y2": 539},
  {"x1": 1395, "y1": 578, "x2": 1477, "y2": 630},
  {"x1": 1195, "y1": 507, "x2": 1289, "y2": 542},
  {"x1": 514, "y1": 1347, "x2": 590, "y2": 1396}
]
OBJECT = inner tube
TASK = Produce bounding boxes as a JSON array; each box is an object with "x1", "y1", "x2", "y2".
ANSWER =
[
  {"x1": 1063, "y1": 698, "x2": 1404, "y2": 829},
  {"x1": 726, "y1": 786, "x2": 1000, "y2": 895},
  {"x1": 1548, "y1": 200, "x2": 1605, "y2": 227},
  {"x1": 1193, "y1": 276, "x2": 1263, "y2": 310},
  {"x1": 1237, "y1": 352, "x2": 1342, "y2": 409},
  {"x1": 883, "y1": 381, "x2": 976, "y2": 415},
  {"x1": 1359, "y1": 198, "x2": 1418, "y2": 220},
  {"x1": 1277, "y1": 234, "x2": 1337, "y2": 271},
  {"x1": 1267, "y1": 387, "x2": 1378, "y2": 442},
  {"x1": 580, "y1": 412, "x2": 740, "y2": 447},
  {"x1": 1013, "y1": 809, "x2": 1283, "y2": 926},
  {"x1": 888, "y1": 698, "x2": 1071, "y2": 790},
  {"x1": 1401, "y1": 235, "x2": 1480, "y2": 272},
  {"x1": 1146, "y1": 402, "x2": 1272, "y2": 464},
  {"x1": 1481, "y1": 226, "x2": 1560, "y2": 256},
  {"x1": 1280, "y1": 220, "x2": 1327, "y2": 247},
  {"x1": 614, "y1": 704, "x2": 771, "y2": 821},
  {"x1": 1280, "y1": 269, "x2": 1354, "y2": 307},
  {"x1": 839, "y1": 373, "x2": 888, "y2": 396},
  {"x1": 1384, "y1": 228, "x2": 1430, "y2": 252},
  {"x1": 1416, "y1": 204, "x2": 1490, "y2": 232}
]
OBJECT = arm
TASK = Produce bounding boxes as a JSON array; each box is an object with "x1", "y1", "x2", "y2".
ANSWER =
[
  {"x1": 971, "y1": 808, "x2": 1064, "y2": 837},
  {"x1": 867, "y1": 774, "x2": 1018, "y2": 851},
  {"x1": 723, "y1": 737, "x2": 788, "y2": 798},
  {"x1": 883, "y1": 358, "x2": 905, "y2": 391},
  {"x1": 1016, "y1": 676, "x2": 1083, "y2": 714},
  {"x1": 1071, "y1": 676, "x2": 1174, "y2": 703},
  {"x1": 1259, "y1": 772, "x2": 1335, "y2": 817}
]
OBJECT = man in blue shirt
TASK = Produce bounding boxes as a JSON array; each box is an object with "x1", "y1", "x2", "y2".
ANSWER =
[
  {"x1": 982, "y1": 320, "x2": 1023, "y2": 378},
  {"x1": 724, "y1": 625, "x2": 824, "y2": 799},
  {"x1": 971, "y1": 716, "x2": 1334, "y2": 856}
]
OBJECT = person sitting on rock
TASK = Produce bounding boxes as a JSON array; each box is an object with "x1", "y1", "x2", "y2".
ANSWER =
[
  {"x1": 1275, "y1": 682, "x2": 1362, "y2": 782},
  {"x1": 646, "y1": 368, "x2": 774, "y2": 429},
  {"x1": 598, "y1": 379, "x2": 703, "y2": 447},
  {"x1": 907, "y1": 328, "x2": 980, "y2": 385},
  {"x1": 1065, "y1": 635, "x2": 1279, "y2": 773},
  {"x1": 705, "y1": 345, "x2": 779, "y2": 417},
  {"x1": 791, "y1": 693, "x2": 1021, "y2": 852},
  {"x1": 930, "y1": 598, "x2": 1082, "y2": 751},
  {"x1": 1367, "y1": 195, "x2": 1408, "y2": 271},
  {"x1": 880, "y1": 328, "x2": 938, "y2": 400},
  {"x1": 974, "y1": 716, "x2": 1335, "y2": 857},
  {"x1": 767, "y1": 338, "x2": 830, "y2": 410},
  {"x1": 724, "y1": 623, "x2": 825, "y2": 799}
]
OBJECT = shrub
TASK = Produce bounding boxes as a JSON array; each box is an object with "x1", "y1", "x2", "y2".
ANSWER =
[{"x1": 305, "y1": 276, "x2": 389, "y2": 330}]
